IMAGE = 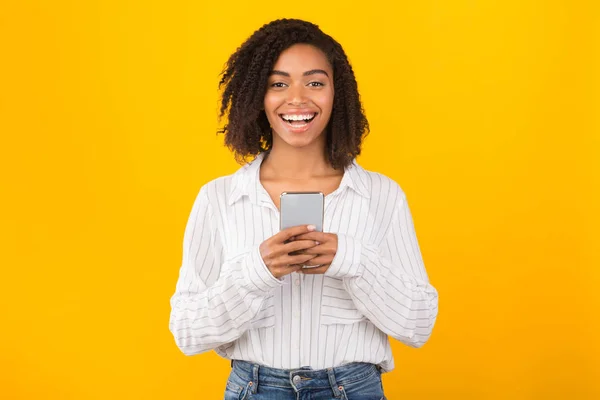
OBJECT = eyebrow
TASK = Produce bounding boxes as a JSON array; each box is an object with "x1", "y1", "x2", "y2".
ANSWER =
[{"x1": 269, "y1": 69, "x2": 329, "y2": 78}]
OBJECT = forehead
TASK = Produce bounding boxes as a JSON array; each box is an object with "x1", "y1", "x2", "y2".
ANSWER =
[{"x1": 272, "y1": 43, "x2": 332, "y2": 73}]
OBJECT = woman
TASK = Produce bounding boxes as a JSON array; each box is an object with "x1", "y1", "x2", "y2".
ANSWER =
[{"x1": 169, "y1": 18, "x2": 439, "y2": 400}]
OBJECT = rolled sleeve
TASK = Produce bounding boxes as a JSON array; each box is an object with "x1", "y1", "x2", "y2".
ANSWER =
[
  {"x1": 325, "y1": 233, "x2": 364, "y2": 279},
  {"x1": 244, "y1": 245, "x2": 285, "y2": 292}
]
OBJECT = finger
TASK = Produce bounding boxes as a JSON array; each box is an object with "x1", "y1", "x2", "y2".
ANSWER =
[
  {"x1": 301, "y1": 245, "x2": 336, "y2": 255},
  {"x1": 303, "y1": 255, "x2": 334, "y2": 265},
  {"x1": 275, "y1": 225, "x2": 316, "y2": 243},
  {"x1": 269, "y1": 239, "x2": 318, "y2": 259},
  {"x1": 281, "y1": 253, "x2": 318, "y2": 266},
  {"x1": 282, "y1": 239, "x2": 320, "y2": 253},
  {"x1": 299, "y1": 264, "x2": 330, "y2": 274},
  {"x1": 273, "y1": 264, "x2": 304, "y2": 278},
  {"x1": 267, "y1": 251, "x2": 315, "y2": 267},
  {"x1": 294, "y1": 232, "x2": 330, "y2": 242}
]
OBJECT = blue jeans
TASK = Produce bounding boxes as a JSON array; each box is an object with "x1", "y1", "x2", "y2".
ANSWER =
[{"x1": 224, "y1": 359, "x2": 387, "y2": 400}]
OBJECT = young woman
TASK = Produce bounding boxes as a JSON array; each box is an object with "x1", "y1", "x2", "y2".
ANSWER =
[{"x1": 169, "y1": 18, "x2": 439, "y2": 400}]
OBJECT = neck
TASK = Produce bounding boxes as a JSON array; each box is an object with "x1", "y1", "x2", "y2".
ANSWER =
[{"x1": 262, "y1": 136, "x2": 337, "y2": 179}]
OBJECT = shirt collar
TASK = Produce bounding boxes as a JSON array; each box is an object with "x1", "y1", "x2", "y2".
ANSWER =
[{"x1": 227, "y1": 152, "x2": 370, "y2": 206}]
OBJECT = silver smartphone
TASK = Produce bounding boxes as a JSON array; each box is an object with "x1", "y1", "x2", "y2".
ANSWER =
[{"x1": 279, "y1": 192, "x2": 324, "y2": 232}]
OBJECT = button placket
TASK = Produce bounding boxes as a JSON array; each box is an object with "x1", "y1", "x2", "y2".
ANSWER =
[{"x1": 290, "y1": 270, "x2": 301, "y2": 364}]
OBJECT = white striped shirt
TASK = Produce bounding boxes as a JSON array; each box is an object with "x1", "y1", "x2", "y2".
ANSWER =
[{"x1": 169, "y1": 152, "x2": 439, "y2": 372}]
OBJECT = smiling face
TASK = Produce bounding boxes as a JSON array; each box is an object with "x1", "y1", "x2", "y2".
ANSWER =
[{"x1": 264, "y1": 43, "x2": 335, "y2": 151}]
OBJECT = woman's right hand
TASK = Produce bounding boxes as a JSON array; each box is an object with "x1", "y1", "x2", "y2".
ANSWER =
[{"x1": 259, "y1": 225, "x2": 319, "y2": 279}]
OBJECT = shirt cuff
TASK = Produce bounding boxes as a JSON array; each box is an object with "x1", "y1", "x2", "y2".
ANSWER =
[
  {"x1": 325, "y1": 233, "x2": 363, "y2": 279},
  {"x1": 245, "y1": 246, "x2": 285, "y2": 292}
]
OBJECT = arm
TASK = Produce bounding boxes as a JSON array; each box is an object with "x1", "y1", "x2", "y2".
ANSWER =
[
  {"x1": 168, "y1": 186, "x2": 283, "y2": 356},
  {"x1": 326, "y1": 191, "x2": 439, "y2": 348}
]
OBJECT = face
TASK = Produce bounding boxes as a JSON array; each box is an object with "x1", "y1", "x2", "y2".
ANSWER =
[{"x1": 264, "y1": 43, "x2": 334, "y2": 150}]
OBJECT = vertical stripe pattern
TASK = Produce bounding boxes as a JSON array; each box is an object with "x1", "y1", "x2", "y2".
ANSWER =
[{"x1": 169, "y1": 153, "x2": 439, "y2": 372}]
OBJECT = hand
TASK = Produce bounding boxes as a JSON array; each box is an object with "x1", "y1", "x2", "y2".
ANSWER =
[
  {"x1": 291, "y1": 231, "x2": 338, "y2": 274},
  {"x1": 259, "y1": 225, "x2": 321, "y2": 279}
]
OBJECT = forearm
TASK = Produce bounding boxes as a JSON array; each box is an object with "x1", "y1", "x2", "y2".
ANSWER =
[
  {"x1": 169, "y1": 247, "x2": 282, "y2": 355},
  {"x1": 328, "y1": 233, "x2": 439, "y2": 348}
]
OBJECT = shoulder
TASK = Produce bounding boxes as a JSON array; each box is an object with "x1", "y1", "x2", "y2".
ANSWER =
[
  {"x1": 198, "y1": 174, "x2": 234, "y2": 197},
  {"x1": 355, "y1": 164, "x2": 407, "y2": 203},
  {"x1": 192, "y1": 170, "x2": 240, "y2": 209}
]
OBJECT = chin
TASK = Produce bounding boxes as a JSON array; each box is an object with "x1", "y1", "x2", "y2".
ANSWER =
[{"x1": 282, "y1": 134, "x2": 322, "y2": 149}]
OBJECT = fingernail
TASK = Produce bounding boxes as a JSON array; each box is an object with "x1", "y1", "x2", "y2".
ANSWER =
[
  {"x1": 315, "y1": 241, "x2": 320, "y2": 245},
  {"x1": 307, "y1": 225, "x2": 316, "y2": 231}
]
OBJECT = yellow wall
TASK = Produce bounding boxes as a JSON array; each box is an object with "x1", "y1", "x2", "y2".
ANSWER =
[{"x1": 1, "y1": 1, "x2": 598, "y2": 398}]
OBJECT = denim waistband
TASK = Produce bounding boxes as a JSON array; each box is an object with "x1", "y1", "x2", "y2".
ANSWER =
[{"x1": 230, "y1": 359, "x2": 381, "y2": 396}]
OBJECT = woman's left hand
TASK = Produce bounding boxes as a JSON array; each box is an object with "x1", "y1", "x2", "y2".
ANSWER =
[{"x1": 291, "y1": 232, "x2": 338, "y2": 274}]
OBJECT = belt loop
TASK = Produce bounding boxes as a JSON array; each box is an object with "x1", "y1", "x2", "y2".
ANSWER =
[
  {"x1": 327, "y1": 367, "x2": 342, "y2": 398},
  {"x1": 251, "y1": 363, "x2": 259, "y2": 394}
]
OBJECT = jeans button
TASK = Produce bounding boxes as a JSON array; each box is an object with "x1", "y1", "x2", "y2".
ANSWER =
[{"x1": 293, "y1": 375, "x2": 301, "y2": 384}]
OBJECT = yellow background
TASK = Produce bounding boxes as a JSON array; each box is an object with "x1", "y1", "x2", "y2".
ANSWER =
[{"x1": 1, "y1": 0, "x2": 598, "y2": 398}]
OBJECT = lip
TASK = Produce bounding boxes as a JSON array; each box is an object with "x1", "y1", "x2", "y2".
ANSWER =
[
  {"x1": 278, "y1": 112, "x2": 318, "y2": 134},
  {"x1": 279, "y1": 109, "x2": 319, "y2": 115}
]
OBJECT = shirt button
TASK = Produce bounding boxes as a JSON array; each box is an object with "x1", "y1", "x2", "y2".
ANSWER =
[
  {"x1": 294, "y1": 279, "x2": 300, "y2": 286},
  {"x1": 293, "y1": 375, "x2": 301, "y2": 384}
]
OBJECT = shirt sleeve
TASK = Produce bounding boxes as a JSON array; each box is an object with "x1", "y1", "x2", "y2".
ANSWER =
[
  {"x1": 325, "y1": 190, "x2": 439, "y2": 348},
  {"x1": 169, "y1": 186, "x2": 284, "y2": 356}
]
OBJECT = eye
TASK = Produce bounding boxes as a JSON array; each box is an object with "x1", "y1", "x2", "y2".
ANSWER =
[
  {"x1": 270, "y1": 82, "x2": 287, "y2": 88},
  {"x1": 308, "y1": 82, "x2": 324, "y2": 87}
]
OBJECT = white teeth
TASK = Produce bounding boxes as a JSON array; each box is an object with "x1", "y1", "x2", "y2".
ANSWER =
[{"x1": 282, "y1": 113, "x2": 315, "y2": 121}]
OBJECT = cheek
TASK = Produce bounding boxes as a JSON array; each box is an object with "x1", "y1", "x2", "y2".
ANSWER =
[
  {"x1": 315, "y1": 93, "x2": 334, "y2": 116},
  {"x1": 263, "y1": 97, "x2": 280, "y2": 124},
  {"x1": 263, "y1": 93, "x2": 280, "y2": 112},
  {"x1": 263, "y1": 95, "x2": 274, "y2": 114},
  {"x1": 315, "y1": 92, "x2": 334, "y2": 130}
]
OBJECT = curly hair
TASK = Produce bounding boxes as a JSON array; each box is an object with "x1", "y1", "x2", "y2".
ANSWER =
[{"x1": 217, "y1": 18, "x2": 369, "y2": 170}]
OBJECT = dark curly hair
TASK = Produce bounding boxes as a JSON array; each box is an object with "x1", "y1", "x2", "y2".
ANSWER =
[{"x1": 217, "y1": 18, "x2": 369, "y2": 170}]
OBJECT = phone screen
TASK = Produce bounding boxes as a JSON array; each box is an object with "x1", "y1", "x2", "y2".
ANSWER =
[{"x1": 279, "y1": 192, "x2": 324, "y2": 232}]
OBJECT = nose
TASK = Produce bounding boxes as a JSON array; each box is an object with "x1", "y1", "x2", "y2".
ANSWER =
[{"x1": 286, "y1": 83, "x2": 307, "y2": 106}]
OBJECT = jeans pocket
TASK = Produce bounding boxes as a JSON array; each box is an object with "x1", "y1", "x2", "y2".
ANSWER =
[
  {"x1": 340, "y1": 385, "x2": 385, "y2": 400},
  {"x1": 224, "y1": 371, "x2": 252, "y2": 400},
  {"x1": 224, "y1": 379, "x2": 242, "y2": 400},
  {"x1": 338, "y1": 368, "x2": 384, "y2": 399}
]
